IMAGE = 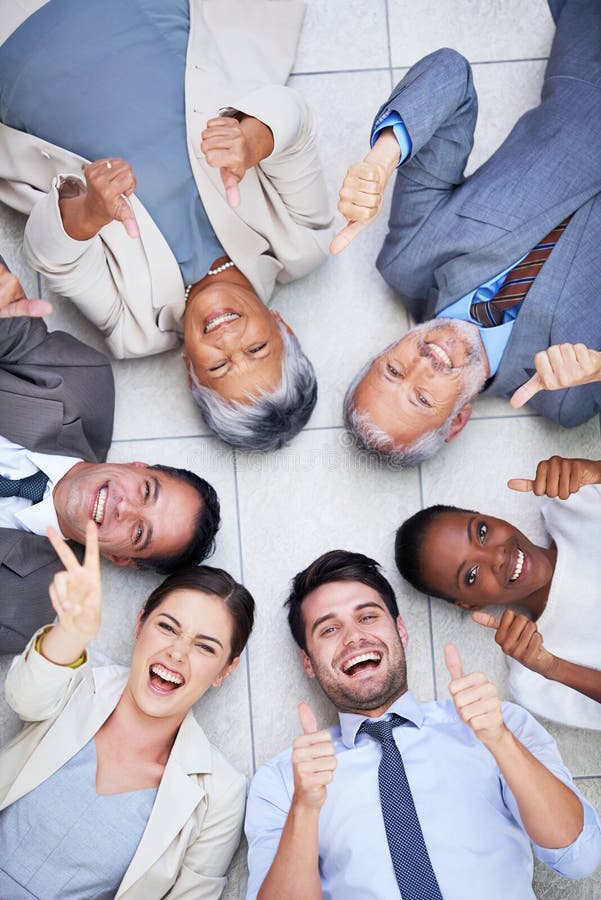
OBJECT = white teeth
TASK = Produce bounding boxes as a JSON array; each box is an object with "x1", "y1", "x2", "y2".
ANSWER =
[
  {"x1": 150, "y1": 664, "x2": 184, "y2": 685},
  {"x1": 510, "y1": 548, "x2": 524, "y2": 582},
  {"x1": 342, "y1": 652, "x2": 382, "y2": 673},
  {"x1": 92, "y1": 486, "x2": 107, "y2": 525},
  {"x1": 428, "y1": 342, "x2": 452, "y2": 368},
  {"x1": 204, "y1": 312, "x2": 240, "y2": 334}
]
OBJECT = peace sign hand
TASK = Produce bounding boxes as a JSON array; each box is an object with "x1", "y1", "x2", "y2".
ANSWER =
[{"x1": 47, "y1": 520, "x2": 102, "y2": 642}]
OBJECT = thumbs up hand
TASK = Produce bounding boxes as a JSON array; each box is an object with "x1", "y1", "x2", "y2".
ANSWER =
[
  {"x1": 291, "y1": 702, "x2": 337, "y2": 811},
  {"x1": 444, "y1": 644, "x2": 506, "y2": 748}
]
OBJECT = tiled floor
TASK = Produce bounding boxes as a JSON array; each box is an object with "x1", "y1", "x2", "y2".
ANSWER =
[{"x1": 1, "y1": 1, "x2": 600, "y2": 897}]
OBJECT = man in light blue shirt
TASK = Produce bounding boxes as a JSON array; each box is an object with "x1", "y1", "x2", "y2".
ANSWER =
[{"x1": 245, "y1": 550, "x2": 601, "y2": 900}]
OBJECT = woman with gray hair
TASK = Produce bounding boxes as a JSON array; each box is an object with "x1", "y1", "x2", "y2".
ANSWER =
[{"x1": 0, "y1": 0, "x2": 328, "y2": 451}]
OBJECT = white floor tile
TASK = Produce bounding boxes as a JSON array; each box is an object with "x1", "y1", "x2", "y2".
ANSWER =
[
  {"x1": 0, "y1": 203, "x2": 37, "y2": 298},
  {"x1": 293, "y1": 0, "x2": 389, "y2": 73},
  {"x1": 388, "y1": 0, "x2": 555, "y2": 68}
]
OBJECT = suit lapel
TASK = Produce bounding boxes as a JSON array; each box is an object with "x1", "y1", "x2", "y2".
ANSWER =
[
  {"x1": 117, "y1": 712, "x2": 213, "y2": 896},
  {"x1": 2, "y1": 668, "x2": 126, "y2": 808}
]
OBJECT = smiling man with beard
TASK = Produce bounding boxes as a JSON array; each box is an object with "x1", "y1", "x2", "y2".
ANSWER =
[
  {"x1": 0, "y1": 266, "x2": 220, "y2": 654},
  {"x1": 245, "y1": 550, "x2": 601, "y2": 900}
]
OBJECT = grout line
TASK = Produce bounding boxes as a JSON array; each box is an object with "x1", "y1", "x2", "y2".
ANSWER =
[
  {"x1": 575, "y1": 775, "x2": 601, "y2": 781},
  {"x1": 111, "y1": 432, "x2": 217, "y2": 444},
  {"x1": 291, "y1": 65, "x2": 391, "y2": 77},
  {"x1": 291, "y1": 57, "x2": 549, "y2": 79},
  {"x1": 233, "y1": 448, "x2": 258, "y2": 774},
  {"x1": 418, "y1": 464, "x2": 439, "y2": 701},
  {"x1": 383, "y1": 0, "x2": 393, "y2": 90}
]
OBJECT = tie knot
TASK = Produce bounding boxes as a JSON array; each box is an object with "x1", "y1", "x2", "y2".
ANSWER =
[{"x1": 359, "y1": 714, "x2": 404, "y2": 745}]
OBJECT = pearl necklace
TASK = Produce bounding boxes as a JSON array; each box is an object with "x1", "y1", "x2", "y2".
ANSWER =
[{"x1": 185, "y1": 259, "x2": 236, "y2": 302}]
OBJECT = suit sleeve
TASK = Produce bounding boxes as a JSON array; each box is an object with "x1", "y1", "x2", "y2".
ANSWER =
[
  {"x1": 374, "y1": 49, "x2": 478, "y2": 276},
  {"x1": 501, "y1": 702, "x2": 601, "y2": 879},
  {"x1": 5, "y1": 627, "x2": 86, "y2": 722},
  {"x1": 163, "y1": 769, "x2": 247, "y2": 900}
]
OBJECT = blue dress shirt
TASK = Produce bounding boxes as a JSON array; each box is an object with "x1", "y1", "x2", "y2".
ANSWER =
[
  {"x1": 0, "y1": 0, "x2": 224, "y2": 286},
  {"x1": 246, "y1": 692, "x2": 601, "y2": 900}
]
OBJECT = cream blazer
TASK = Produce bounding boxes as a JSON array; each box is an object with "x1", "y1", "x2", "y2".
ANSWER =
[
  {"x1": 0, "y1": 632, "x2": 247, "y2": 899},
  {"x1": 0, "y1": 0, "x2": 332, "y2": 358}
]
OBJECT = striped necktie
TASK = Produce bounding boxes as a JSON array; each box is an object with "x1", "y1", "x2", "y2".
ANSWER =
[
  {"x1": 470, "y1": 216, "x2": 572, "y2": 327},
  {"x1": 0, "y1": 470, "x2": 49, "y2": 503},
  {"x1": 359, "y1": 715, "x2": 443, "y2": 900}
]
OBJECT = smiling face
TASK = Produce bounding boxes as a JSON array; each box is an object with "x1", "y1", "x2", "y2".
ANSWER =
[
  {"x1": 183, "y1": 282, "x2": 286, "y2": 403},
  {"x1": 300, "y1": 580, "x2": 409, "y2": 717},
  {"x1": 418, "y1": 511, "x2": 556, "y2": 610},
  {"x1": 352, "y1": 319, "x2": 490, "y2": 446},
  {"x1": 126, "y1": 588, "x2": 239, "y2": 725},
  {"x1": 53, "y1": 462, "x2": 201, "y2": 566}
]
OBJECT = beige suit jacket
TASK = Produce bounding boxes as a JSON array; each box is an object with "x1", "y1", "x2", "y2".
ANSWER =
[
  {"x1": 0, "y1": 0, "x2": 332, "y2": 357},
  {"x1": 1, "y1": 632, "x2": 247, "y2": 899}
]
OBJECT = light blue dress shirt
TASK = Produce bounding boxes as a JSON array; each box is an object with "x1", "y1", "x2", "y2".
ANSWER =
[
  {"x1": 0, "y1": 0, "x2": 224, "y2": 286},
  {"x1": 246, "y1": 691, "x2": 601, "y2": 900},
  {"x1": 372, "y1": 114, "x2": 523, "y2": 375}
]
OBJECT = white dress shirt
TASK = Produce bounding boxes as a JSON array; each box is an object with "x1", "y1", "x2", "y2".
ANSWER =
[{"x1": 0, "y1": 435, "x2": 81, "y2": 537}]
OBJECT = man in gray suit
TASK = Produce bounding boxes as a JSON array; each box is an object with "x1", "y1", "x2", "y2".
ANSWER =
[
  {"x1": 0, "y1": 263, "x2": 220, "y2": 653},
  {"x1": 334, "y1": 0, "x2": 601, "y2": 465}
]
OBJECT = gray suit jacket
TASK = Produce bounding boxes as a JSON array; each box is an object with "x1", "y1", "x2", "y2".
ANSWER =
[
  {"x1": 373, "y1": 0, "x2": 601, "y2": 426},
  {"x1": 0, "y1": 315, "x2": 114, "y2": 652}
]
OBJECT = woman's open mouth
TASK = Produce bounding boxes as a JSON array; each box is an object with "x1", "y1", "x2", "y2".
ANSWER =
[{"x1": 148, "y1": 663, "x2": 185, "y2": 695}]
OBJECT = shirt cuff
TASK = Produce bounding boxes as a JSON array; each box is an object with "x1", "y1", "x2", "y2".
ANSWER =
[
  {"x1": 534, "y1": 797, "x2": 601, "y2": 879},
  {"x1": 370, "y1": 111, "x2": 412, "y2": 166}
]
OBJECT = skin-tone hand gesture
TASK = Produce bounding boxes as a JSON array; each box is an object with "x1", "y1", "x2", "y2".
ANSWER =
[
  {"x1": 291, "y1": 702, "x2": 337, "y2": 811},
  {"x1": 59, "y1": 158, "x2": 139, "y2": 241},
  {"x1": 471, "y1": 610, "x2": 556, "y2": 678},
  {"x1": 201, "y1": 115, "x2": 274, "y2": 209},
  {"x1": 445, "y1": 644, "x2": 506, "y2": 748},
  {"x1": 330, "y1": 128, "x2": 400, "y2": 255},
  {"x1": 507, "y1": 455, "x2": 601, "y2": 499},
  {"x1": 40, "y1": 521, "x2": 102, "y2": 666},
  {"x1": 510, "y1": 343, "x2": 601, "y2": 409},
  {"x1": 0, "y1": 262, "x2": 52, "y2": 318}
]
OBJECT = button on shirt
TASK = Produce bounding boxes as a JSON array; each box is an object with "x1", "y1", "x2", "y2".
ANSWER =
[
  {"x1": 245, "y1": 691, "x2": 601, "y2": 900},
  {"x1": 0, "y1": 436, "x2": 79, "y2": 537}
]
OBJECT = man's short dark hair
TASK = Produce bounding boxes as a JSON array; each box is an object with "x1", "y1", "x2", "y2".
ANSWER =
[
  {"x1": 285, "y1": 549, "x2": 399, "y2": 652},
  {"x1": 136, "y1": 464, "x2": 221, "y2": 574},
  {"x1": 395, "y1": 504, "x2": 474, "y2": 602}
]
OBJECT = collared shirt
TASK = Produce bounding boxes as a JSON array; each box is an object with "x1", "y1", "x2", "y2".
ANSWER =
[
  {"x1": 0, "y1": 0, "x2": 224, "y2": 287},
  {"x1": 0, "y1": 436, "x2": 79, "y2": 537},
  {"x1": 372, "y1": 114, "x2": 523, "y2": 375},
  {"x1": 245, "y1": 691, "x2": 601, "y2": 900}
]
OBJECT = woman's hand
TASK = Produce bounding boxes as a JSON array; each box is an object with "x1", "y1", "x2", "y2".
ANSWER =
[
  {"x1": 471, "y1": 610, "x2": 556, "y2": 677},
  {"x1": 39, "y1": 521, "x2": 102, "y2": 665},
  {"x1": 59, "y1": 158, "x2": 139, "y2": 241},
  {"x1": 201, "y1": 115, "x2": 274, "y2": 208},
  {"x1": 507, "y1": 455, "x2": 601, "y2": 498}
]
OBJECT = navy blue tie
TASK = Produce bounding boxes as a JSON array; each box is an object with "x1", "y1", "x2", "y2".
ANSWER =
[
  {"x1": 359, "y1": 715, "x2": 443, "y2": 900},
  {"x1": 0, "y1": 470, "x2": 49, "y2": 503}
]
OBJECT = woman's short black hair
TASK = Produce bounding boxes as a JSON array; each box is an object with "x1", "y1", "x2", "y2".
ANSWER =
[
  {"x1": 394, "y1": 504, "x2": 474, "y2": 602},
  {"x1": 140, "y1": 565, "x2": 255, "y2": 661},
  {"x1": 285, "y1": 549, "x2": 399, "y2": 652}
]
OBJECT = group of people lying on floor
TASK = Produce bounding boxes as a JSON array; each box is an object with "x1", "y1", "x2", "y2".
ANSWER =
[{"x1": 0, "y1": 0, "x2": 601, "y2": 897}]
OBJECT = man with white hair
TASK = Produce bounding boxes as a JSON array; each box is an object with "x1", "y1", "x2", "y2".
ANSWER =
[{"x1": 334, "y1": 0, "x2": 601, "y2": 465}]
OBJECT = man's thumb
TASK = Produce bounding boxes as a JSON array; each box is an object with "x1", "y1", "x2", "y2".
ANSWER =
[
  {"x1": 444, "y1": 643, "x2": 464, "y2": 681},
  {"x1": 329, "y1": 221, "x2": 367, "y2": 256},
  {"x1": 298, "y1": 701, "x2": 318, "y2": 735},
  {"x1": 510, "y1": 373, "x2": 542, "y2": 409}
]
